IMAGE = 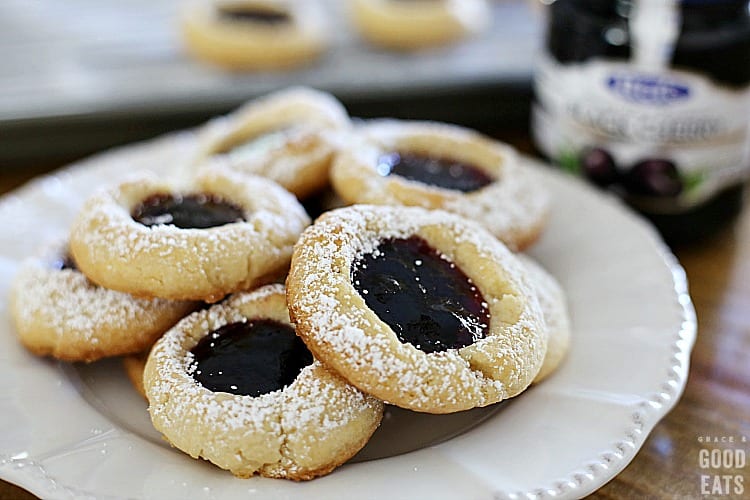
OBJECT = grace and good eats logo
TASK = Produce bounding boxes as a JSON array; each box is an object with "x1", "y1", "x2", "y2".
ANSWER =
[{"x1": 698, "y1": 435, "x2": 746, "y2": 496}]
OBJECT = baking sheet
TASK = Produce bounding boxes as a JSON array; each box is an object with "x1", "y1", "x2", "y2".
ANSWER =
[{"x1": 0, "y1": 0, "x2": 539, "y2": 163}]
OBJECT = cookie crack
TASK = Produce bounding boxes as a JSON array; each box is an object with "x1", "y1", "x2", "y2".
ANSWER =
[
  {"x1": 242, "y1": 243, "x2": 253, "y2": 288},
  {"x1": 190, "y1": 238, "x2": 214, "y2": 290}
]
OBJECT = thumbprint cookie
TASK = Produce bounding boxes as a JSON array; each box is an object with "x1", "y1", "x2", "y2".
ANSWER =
[
  {"x1": 286, "y1": 205, "x2": 547, "y2": 413},
  {"x1": 193, "y1": 88, "x2": 350, "y2": 199},
  {"x1": 70, "y1": 167, "x2": 309, "y2": 303},
  {"x1": 180, "y1": 0, "x2": 329, "y2": 70},
  {"x1": 348, "y1": 0, "x2": 491, "y2": 50},
  {"x1": 517, "y1": 255, "x2": 571, "y2": 384},
  {"x1": 9, "y1": 242, "x2": 196, "y2": 362},
  {"x1": 330, "y1": 120, "x2": 549, "y2": 251},
  {"x1": 144, "y1": 284, "x2": 384, "y2": 480}
]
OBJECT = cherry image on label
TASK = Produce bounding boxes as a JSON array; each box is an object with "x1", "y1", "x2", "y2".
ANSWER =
[
  {"x1": 624, "y1": 159, "x2": 683, "y2": 198},
  {"x1": 351, "y1": 236, "x2": 490, "y2": 353},
  {"x1": 376, "y1": 152, "x2": 494, "y2": 192},
  {"x1": 190, "y1": 320, "x2": 313, "y2": 397},
  {"x1": 132, "y1": 193, "x2": 245, "y2": 229},
  {"x1": 580, "y1": 147, "x2": 619, "y2": 187}
]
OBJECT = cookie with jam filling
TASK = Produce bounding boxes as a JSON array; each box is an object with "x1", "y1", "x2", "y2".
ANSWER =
[
  {"x1": 516, "y1": 255, "x2": 571, "y2": 384},
  {"x1": 194, "y1": 87, "x2": 351, "y2": 200},
  {"x1": 180, "y1": 0, "x2": 329, "y2": 70},
  {"x1": 330, "y1": 120, "x2": 550, "y2": 251},
  {"x1": 349, "y1": 0, "x2": 490, "y2": 50},
  {"x1": 286, "y1": 205, "x2": 547, "y2": 413},
  {"x1": 9, "y1": 241, "x2": 196, "y2": 362},
  {"x1": 144, "y1": 285, "x2": 383, "y2": 480},
  {"x1": 69, "y1": 167, "x2": 310, "y2": 302}
]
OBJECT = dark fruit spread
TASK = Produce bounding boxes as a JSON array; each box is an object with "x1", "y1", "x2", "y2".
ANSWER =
[
  {"x1": 376, "y1": 152, "x2": 494, "y2": 192},
  {"x1": 351, "y1": 236, "x2": 490, "y2": 353},
  {"x1": 132, "y1": 193, "x2": 245, "y2": 229},
  {"x1": 190, "y1": 320, "x2": 313, "y2": 397},
  {"x1": 625, "y1": 159, "x2": 683, "y2": 198},
  {"x1": 218, "y1": 6, "x2": 291, "y2": 25},
  {"x1": 55, "y1": 254, "x2": 77, "y2": 271},
  {"x1": 581, "y1": 147, "x2": 619, "y2": 187}
]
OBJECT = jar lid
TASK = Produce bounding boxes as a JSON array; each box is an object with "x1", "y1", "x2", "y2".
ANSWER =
[{"x1": 681, "y1": 0, "x2": 746, "y2": 4}]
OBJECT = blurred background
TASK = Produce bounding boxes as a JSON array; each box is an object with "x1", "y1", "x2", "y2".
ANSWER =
[{"x1": 0, "y1": 0, "x2": 537, "y2": 167}]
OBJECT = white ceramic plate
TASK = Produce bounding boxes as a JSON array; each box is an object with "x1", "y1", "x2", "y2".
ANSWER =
[{"x1": 0, "y1": 133, "x2": 696, "y2": 500}]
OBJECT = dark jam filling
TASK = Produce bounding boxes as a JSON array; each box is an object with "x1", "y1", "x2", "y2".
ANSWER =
[
  {"x1": 351, "y1": 236, "x2": 490, "y2": 354},
  {"x1": 190, "y1": 320, "x2": 313, "y2": 397},
  {"x1": 375, "y1": 152, "x2": 494, "y2": 193},
  {"x1": 218, "y1": 6, "x2": 291, "y2": 25},
  {"x1": 54, "y1": 254, "x2": 77, "y2": 271},
  {"x1": 131, "y1": 193, "x2": 245, "y2": 229}
]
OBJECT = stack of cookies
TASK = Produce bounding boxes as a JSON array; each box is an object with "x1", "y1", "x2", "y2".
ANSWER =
[{"x1": 9, "y1": 87, "x2": 570, "y2": 481}]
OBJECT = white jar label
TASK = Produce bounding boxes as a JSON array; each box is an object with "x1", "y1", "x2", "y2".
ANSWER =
[{"x1": 532, "y1": 52, "x2": 750, "y2": 213}]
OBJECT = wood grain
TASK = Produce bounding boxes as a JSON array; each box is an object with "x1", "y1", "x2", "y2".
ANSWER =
[
  {"x1": 590, "y1": 192, "x2": 750, "y2": 499},
  {"x1": 1, "y1": 164, "x2": 748, "y2": 499}
]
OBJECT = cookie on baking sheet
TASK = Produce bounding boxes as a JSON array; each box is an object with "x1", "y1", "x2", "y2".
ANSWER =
[
  {"x1": 70, "y1": 167, "x2": 310, "y2": 303},
  {"x1": 194, "y1": 87, "x2": 350, "y2": 200},
  {"x1": 9, "y1": 243, "x2": 196, "y2": 362},
  {"x1": 144, "y1": 284, "x2": 384, "y2": 480},
  {"x1": 349, "y1": 0, "x2": 490, "y2": 50},
  {"x1": 286, "y1": 205, "x2": 547, "y2": 414},
  {"x1": 180, "y1": 0, "x2": 329, "y2": 70},
  {"x1": 330, "y1": 120, "x2": 549, "y2": 251},
  {"x1": 516, "y1": 255, "x2": 571, "y2": 383}
]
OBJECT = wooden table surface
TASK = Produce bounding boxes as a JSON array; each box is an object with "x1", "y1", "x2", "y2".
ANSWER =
[{"x1": 1, "y1": 158, "x2": 748, "y2": 499}]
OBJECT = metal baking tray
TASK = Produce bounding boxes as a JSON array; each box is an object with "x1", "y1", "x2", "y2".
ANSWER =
[{"x1": 0, "y1": 0, "x2": 539, "y2": 164}]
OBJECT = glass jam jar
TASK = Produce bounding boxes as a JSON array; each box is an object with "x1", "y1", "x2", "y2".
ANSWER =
[{"x1": 532, "y1": 0, "x2": 750, "y2": 243}]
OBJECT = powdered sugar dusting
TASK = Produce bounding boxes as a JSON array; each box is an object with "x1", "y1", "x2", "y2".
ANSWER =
[
  {"x1": 148, "y1": 303, "x2": 277, "y2": 426},
  {"x1": 145, "y1": 285, "x2": 382, "y2": 478},
  {"x1": 444, "y1": 163, "x2": 550, "y2": 250},
  {"x1": 70, "y1": 169, "x2": 310, "y2": 300},
  {"x1": 9, "y1": 242, "x2": 194, "y2": 360},
  {"x1": 191, "y1": 87, "x2": 352, "y2": 198},
  {"x1": 331, "y1": 119, "x2": 549, "y2": 250},
  {"x1": 517, "y1": 255, "x2": 571, "y2": 383},
  {"x1": 288, "y1": 205, "x2": 547, "y2": 413}
]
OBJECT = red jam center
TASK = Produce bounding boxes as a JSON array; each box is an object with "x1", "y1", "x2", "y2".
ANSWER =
[
  {"x1": 351, "y1": 236, "x2": 490, "y2": 353},
  {"x1": 131, "y1": 193, "x2": 245, "y2": 229},
  {"x1": 190, "y1": 320, "x2": 313, "y2": 397},
  {"x1": 376, "y1": 152, "x2": 494, "y2": 192}
]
